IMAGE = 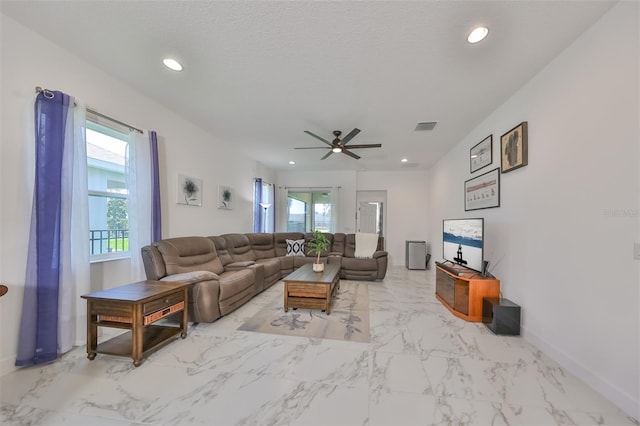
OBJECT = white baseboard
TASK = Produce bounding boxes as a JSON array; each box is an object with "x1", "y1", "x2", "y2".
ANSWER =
[
  {"x1": 521, "y1": 326, "x2": 639, "y2": 421},
  {"x1": 0, "y1": 353, "x2": 18, "y2": 377}
]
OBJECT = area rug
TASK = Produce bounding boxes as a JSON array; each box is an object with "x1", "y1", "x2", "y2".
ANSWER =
[{"x1": 238, "y1": 281, "x2": 370, "y2": 343}]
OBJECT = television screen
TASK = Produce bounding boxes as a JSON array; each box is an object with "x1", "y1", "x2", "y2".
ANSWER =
[{"x1": 443, "y1": 218, "x2": 484, "y2": 273}]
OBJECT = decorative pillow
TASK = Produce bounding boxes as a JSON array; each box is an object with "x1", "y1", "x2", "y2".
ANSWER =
[{"x1": 286, "y1": 239, "x2": 305, "y2": 256}]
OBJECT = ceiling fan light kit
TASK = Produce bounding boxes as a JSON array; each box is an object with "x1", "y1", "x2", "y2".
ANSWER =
[{"x1": 296, "y1": 128, "x2": 382, "y2": 160}]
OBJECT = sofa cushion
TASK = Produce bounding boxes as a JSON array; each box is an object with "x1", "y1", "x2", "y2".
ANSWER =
[
  {"x1": 225, "y1": 260, "x2": 257, "y2": 270},
  {"x1": 332, "y1": 233, "x2": 346, "y2": 255},
  {"x1": 209, "y1": 235, "x2": 233, "y2": 266},
  {"x1": 154, "y1": 237, "x2": 224, "y2": 276},
  {"x1": 255, "y1": 258, "x2": 281, "y2": 287},
  {"x1": 222, "y1": 233, "x2": 258, "y2": 263},
  {"x1": 286, "y1": 239, "x2": 305, "y2": 256},
  {"x1": 246, "y1": 233, "x2": 276, "y2": 259},
  {"x1": 160, "y1": 270, "x2": 220, "y2": 284}
]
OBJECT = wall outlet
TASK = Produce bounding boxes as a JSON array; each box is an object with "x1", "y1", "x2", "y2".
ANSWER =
[{"x1": 635, "y1": 242, "x2": 640, "y2": 260}]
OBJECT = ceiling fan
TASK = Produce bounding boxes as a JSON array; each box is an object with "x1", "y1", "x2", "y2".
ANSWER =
[{"x1": 295, "y1": 128, "x2": 382, "y2": 160}]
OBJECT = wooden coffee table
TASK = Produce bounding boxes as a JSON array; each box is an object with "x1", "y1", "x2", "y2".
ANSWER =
[
  {"x1": 283, "y1": 263, "x2": 340, "y2": 315},
  {"x1": 82, "y1": 280, "x2": 189, "y2": 367}
]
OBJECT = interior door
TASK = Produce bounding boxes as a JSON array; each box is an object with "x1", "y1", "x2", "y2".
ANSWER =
[
  {"x1": 356, "y1": 190, "x2": 386, "y2": 237},
  {"x1": 358, "y1": 202, "x2": 378, "y2": 233}
]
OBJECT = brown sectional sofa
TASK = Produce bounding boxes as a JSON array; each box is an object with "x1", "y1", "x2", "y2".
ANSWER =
[{"x1": 141, "y1": 232, "x2": 387, "y2": 323}]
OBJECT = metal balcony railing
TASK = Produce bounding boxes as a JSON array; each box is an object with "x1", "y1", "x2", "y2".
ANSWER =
[{"x1": 90, "y1": 229, "x2": 129, "y2": 255}]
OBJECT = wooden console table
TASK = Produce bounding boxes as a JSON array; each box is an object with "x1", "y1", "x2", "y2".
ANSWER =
[
  {"x1": 82, "y1": 280, "x2": 189, "y2": 366},
  {"x1": 435, "y1": 264, "x2": 500, "y2": 322}
]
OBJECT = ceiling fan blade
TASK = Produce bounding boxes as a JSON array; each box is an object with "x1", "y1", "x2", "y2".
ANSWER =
[
  {"x1": 321, "y1": 150, "x2": 333, "y2": 160},
  {"x1": 342, "y1": 149, "x2": 361, "y2": 160},
  {"x1": 340, "y1": 128, "x2": 361, "y2": 145},
  {"x1": 304, "y1": 130, "x2": 332, "y2": 147},
  {"x1": 342, "y1": 144, "x2": 382, "y2": 149},
  {"x1": 294, "y1": 147, "x2": 332, "y2": 150}
]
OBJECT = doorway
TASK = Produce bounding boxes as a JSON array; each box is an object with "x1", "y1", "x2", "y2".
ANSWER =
[{"x1": 356, "y1": 190, "x2": 386, "y2": 237}]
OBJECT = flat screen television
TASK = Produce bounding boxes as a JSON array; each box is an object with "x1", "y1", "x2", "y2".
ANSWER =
[{"x1": 442, "y1": 218, "x2": 484, "y2": 273}]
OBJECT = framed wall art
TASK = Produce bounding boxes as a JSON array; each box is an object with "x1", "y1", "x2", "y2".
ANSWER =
[
  {"x1": 470, "y1": 134, "x2": 493, "y2": 173},
  {"x1": 218, "y1": 185, "x2": 233, "y2": 210},
  {"x1": 177, "y1": 174, "x2": 202, "y2": 206},
  {"x1": 464, "y1": 167, "x2": 500, "y2": 211},
  {"x1": 501, "y1": 121, "x2": 528, "y2": 173}
]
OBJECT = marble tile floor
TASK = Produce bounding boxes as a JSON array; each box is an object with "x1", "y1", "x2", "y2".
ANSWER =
[{"x1": 1, "y1": 267, "x2": 637, "y2": 426}]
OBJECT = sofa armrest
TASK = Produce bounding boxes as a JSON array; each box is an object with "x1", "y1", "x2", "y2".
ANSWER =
[
  {"x1": 225, "y1": 260, "x2": 256, "y2": 271},
  {"x1": 141, "y1": 245, "x2": 166, "y2": 281},
  {"x1": 372, "y1": 251, "x2": 388, "y2": 259},
  {"x1": 160, "y1": 270, "x2": 220, "y2": 284}
]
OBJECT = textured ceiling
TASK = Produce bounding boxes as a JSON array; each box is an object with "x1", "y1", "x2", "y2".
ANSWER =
[{"x1": 1, "y1": 1, "x2": 616, "y2": 172}]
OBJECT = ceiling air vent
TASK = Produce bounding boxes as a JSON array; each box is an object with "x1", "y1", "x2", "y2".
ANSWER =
[{"x1": 415, "y1": 121, "x2": 438, "y2": 131}]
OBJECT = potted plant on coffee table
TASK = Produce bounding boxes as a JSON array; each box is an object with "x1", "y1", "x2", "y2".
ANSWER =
[{"x1": 307, "y1": 230, "x2": 331, "y2": 272}]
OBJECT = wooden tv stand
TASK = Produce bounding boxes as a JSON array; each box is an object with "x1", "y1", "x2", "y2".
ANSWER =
[{"x1": 435, "y1": 263, "x2": 500, "y2": 322}]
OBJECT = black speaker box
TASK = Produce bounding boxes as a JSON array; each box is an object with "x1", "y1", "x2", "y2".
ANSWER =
[{"x1": 482, "y1": 297, "x2": 521, "y2": 336}]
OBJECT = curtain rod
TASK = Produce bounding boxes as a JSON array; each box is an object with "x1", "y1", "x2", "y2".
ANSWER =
[{"x1": 35, "y1": 86, "x2": 143, "y2": 134}]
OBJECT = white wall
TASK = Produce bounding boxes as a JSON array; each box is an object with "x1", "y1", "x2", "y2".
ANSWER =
[
  {"x1": 427, "y1": 3, "x2": 639, "y2": 418},
  {"x1": 0, "y1": 15, "x2": 271, "y2": 374}
]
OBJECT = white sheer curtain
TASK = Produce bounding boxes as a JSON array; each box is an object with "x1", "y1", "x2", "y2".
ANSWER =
[
  {"x1": 276, "y1": 185, "x2": 288, "y2": 232},
  {"x1": 127, "y1": 130, "x2": 153, "y2": 281},
  {"x1": 58, "y1": 102, "x2": 91, "y2": 351},
  {"x1": 330, "y1": 186, "x2": 340, "y2": 233}
]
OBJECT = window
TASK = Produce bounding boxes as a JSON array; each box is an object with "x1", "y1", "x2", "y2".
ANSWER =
[
  {"x1": 253, "y1": 179, "x2": 275, "y2": 232},
  {"x1": 86, "y1": 120, "x2": 130, "y2": 258},
  {"x1": 286, "y1": 191, "x2": 332, "y2": 232}
]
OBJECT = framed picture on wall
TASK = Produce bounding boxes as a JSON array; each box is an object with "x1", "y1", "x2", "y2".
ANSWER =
[
  {"x1": 218, "y1": 185, "x2": 233, "y2": 209},
  {"x1": 176, "y1": 174, "x2": 202, "y2": 206},
  {"x1": 470, "y1": 135, "x2": 493, "y2": 173},
  {"x1": 464, "y1": 168, "x2": 500, "y2": 211},
  {"x1": 501, "y1": 121, "x2": 528, "y2": 173}
]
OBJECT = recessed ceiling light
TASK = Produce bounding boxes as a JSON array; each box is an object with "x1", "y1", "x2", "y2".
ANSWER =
[
  {"x1": 162, "y1": 58, "x2": 183, "y2": 71},
  {"x1": 289, "y1": 161, "x2": 295, "y2": 165},
  {"x1": 467, "y1": 26, "x2": 489, "y2": 44},
  {"x1": 401, "y1": 158, "x2": 408, "y2": 163}
]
